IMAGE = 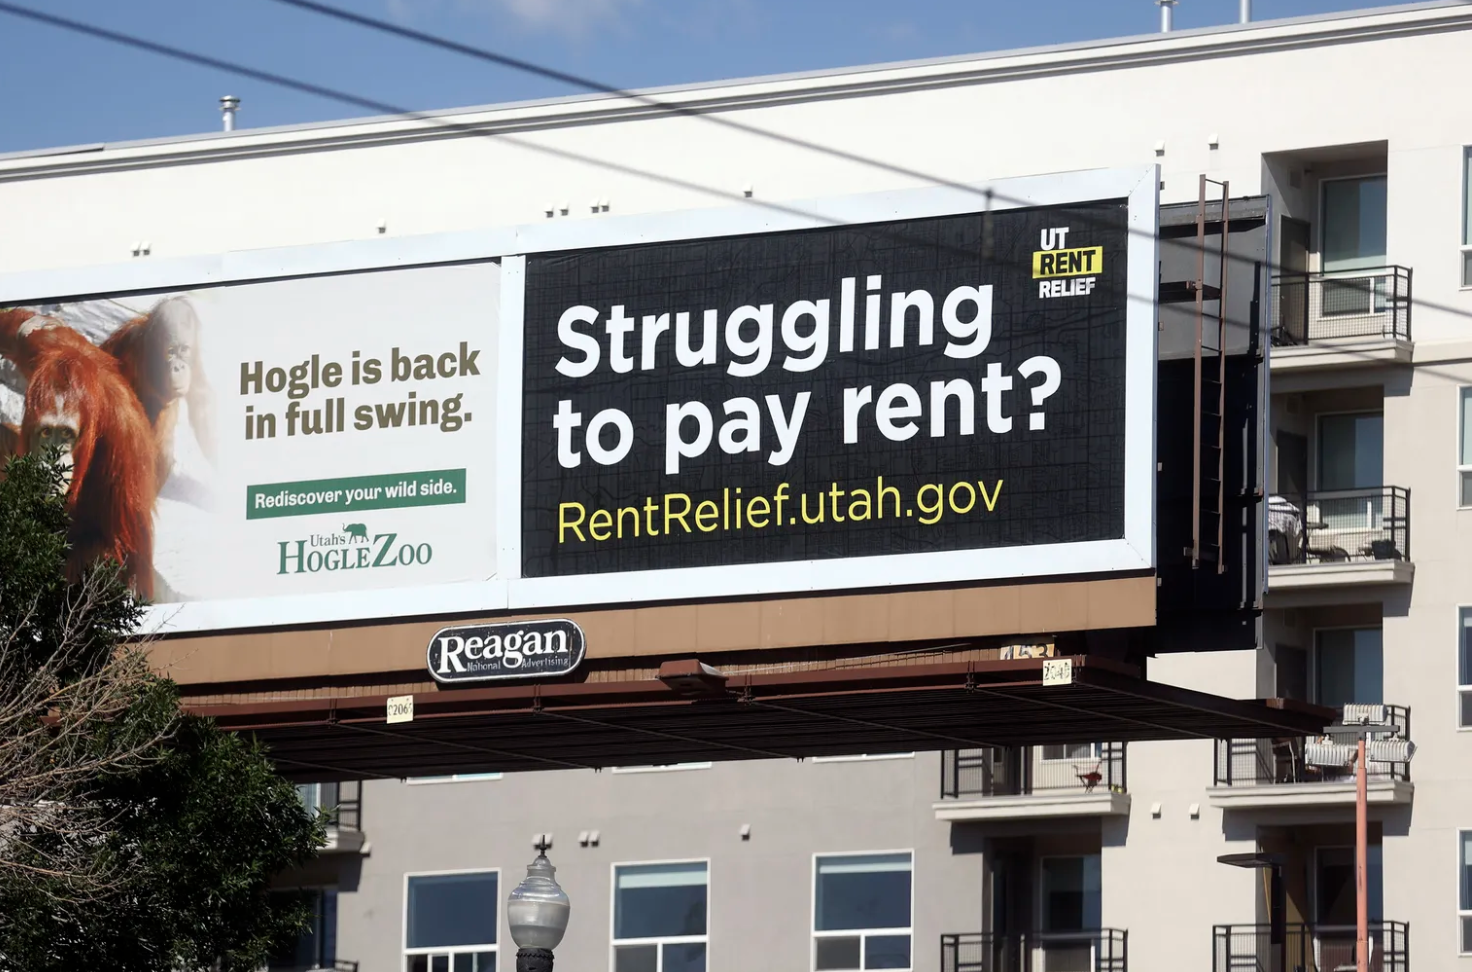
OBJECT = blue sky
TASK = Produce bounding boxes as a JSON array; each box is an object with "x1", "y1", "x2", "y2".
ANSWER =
[{"x1": 0, "y1": 0, "x2": 1416, "y2": 154}]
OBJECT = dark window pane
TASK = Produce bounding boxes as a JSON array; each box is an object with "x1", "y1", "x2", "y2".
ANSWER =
[
  {"x1": 1317, "y1": 414, "x2": 1382, "y2": 491},
  {"x1": 475, "y1": 953, "x2": 496, "y2": 972},
  {"x1": 407, "y1": 873, "x2": 499, "y2": 949},
  {"x1": 865, "y1": 934, "x2": 912, "y2": 969},
  {"x1": 1462, "y1": 612, "x2": 1472, "y2": 685},
  {"x1": 453, "y1": 954, "x2": 474, "y2": 972},
  {"x1": 1316, "y1": 848, "x2": 1354, "y2": 924},
  {"x1": 1463, "y1": 833, "x2": 1472, "y2": 910},
  {"x1": 614, "y1": 944, "x2": 659, "y2": 972},
  {"x1": 1322, "y1": 176, "x2": 1387, "y2": 272},
  {"x1": 407, "y1": 956, "x2": 429, "y2": 972},
  {"x1": 815, "y1": 936, "x2": 863, "y2": 970},
  {"x1": 431, "y1": 956, "x2": 449, "y2": 972},
  {"x1": 1314, "y1": 628, "x2": 1382, "y2": 708},
  {"x1": 1041, "y1": 856, "x2": 1100, "y2": 932},
  {"x1": 1461, "y1": 691, "x2": 1472, "y2": 729},
  {"x1": 1462, "y1": 916, "x2": 1472, "y2": 955},
  {"x1": 816, "y1": 855, "x2": 912, "y2": 931},
  {"x1": 663, "y1": 942, "x2": 707, "y2": 972},
  {"x1": 615, "y1": 864, "x2": 707, "y2": 939}
]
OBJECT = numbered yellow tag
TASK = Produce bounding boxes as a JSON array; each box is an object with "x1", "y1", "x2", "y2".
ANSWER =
[{"x1": 387, "y1": 694, "x2": 415, "y2": 724}]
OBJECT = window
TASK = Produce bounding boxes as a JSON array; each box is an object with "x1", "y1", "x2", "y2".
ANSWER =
[
  {"x1": 1318, "y1": 413, "x2": 1383, "y2": 492},
  {"x1": 1040, "y1": 743, "x2": 1096, "y2": 761},
  {"x1": 404, "y1": 871, "x2": 498, "y2": 972},
  {"x1": 1460, "y1": 831, "x2": 1472, "y2": 952},
  {"x1": 1463, "y1": 148, "x2": 1472, "y2": 287},
  {"x1": 1315, "y1": 846, "x2": 1382, "y2": 925},
  {"x1": 610, "y1": 763, "x2": 712, "y2": 774},
  {"x1": 1314, "y1": 628, "x2": 1383, "y2": 709},
  {"x1": 811, "y1": 753, "x2": 916, "y2": 763},
  {"x1": 1040, "y1": 856, "x2": 1101, "y2": 932},
  {"x1": 813, "y1": 852, "x2": 913, "y2": 971},
  {"x1": 268, "y1": 888, "x2": 337, "y2": 971},
  {"x1": 1459, "y1": 389, "x2": 1472, "y2": 507},
  {"x1": 612, "y1": 861, "x2": 708, "y2": 972},
  {"x1": 1322, "y1": 176, "x2": 1388, "y2": 272},
  {"x1": 1460, "y1": 610, "x2": 1472, "y2": 728},
  {"x1": 407, "y1": 773, "x2": 503, "y2": 784}
]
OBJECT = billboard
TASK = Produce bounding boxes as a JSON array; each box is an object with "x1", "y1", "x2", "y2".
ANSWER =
[
  {"x1": 0, "y1": 166, "x2": 1156, "y2": 632},
  {"x1": 520, "y1": 203, "x2": 1128, "y2": 579},
  {"x1": 0, "y1": 263, "x2": 500, "y2": 608}
]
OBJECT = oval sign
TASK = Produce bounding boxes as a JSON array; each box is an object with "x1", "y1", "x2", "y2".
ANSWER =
[{"x1": 427, "y1": 619, "x2": 586, "y2": 684}]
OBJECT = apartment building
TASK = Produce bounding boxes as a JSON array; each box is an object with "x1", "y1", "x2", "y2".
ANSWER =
[{"x1": 4, "y1": 3, "x2": 1472, "y2": 971}]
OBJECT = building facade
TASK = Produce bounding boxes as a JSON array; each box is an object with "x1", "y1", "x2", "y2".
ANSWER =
[{"x1": 4, "y1": 2, "x2": 1472, "y2": 969}]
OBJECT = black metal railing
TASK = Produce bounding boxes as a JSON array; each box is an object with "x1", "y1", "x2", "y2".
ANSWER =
[
  {"x1": 1272, "y1": 266, "x2": 1412, "y2": 345},
  {"x1": 1214, "y1": 704, "x2": 1411, "y2": 787},
  {"x1": 942, "y1": 929, "x2": 1128, "y2": 972},
  {"x1": 1213, "y1": 921, "x2": 1408, "y2": 972},
  {"x1": 1267, "y1": 488, "x2": 1409, "y2": 566},
  {"x1": 941, "y1": 744, "x2": 1126, "y2": 799},
  {"x1": 297, "y1": 780, "x2": 362, "y2": 831}
]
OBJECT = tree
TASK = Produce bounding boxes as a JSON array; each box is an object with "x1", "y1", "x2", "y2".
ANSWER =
[{"x1": 0, "y1": 453, "x2": 326, "y2": 971}]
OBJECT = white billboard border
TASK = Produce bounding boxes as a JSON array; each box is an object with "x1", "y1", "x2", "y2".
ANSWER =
[{"x1": 0, "y1": 165, "x2": 1158, "y2": 633}]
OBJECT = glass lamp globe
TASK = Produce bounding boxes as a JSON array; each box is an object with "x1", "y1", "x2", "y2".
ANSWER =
[{"x1": 507, "y1": 853, "x2": 571, "y2": 951}]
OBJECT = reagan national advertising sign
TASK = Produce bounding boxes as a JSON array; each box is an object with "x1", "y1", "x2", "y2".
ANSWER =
[{"x1": 0, "y1": 166, "x2": 1154, "y2": 631}]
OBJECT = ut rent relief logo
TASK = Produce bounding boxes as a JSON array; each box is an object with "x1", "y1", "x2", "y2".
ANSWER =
[
  {"x1": 1032, "y1": 226, "x2": 1103, "y2": 299},
  {"x1": 276, "y1": 521, "x2": 433, "y2": 575}
]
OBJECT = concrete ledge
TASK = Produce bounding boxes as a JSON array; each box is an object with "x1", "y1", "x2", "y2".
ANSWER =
[
  {"x1": 934, "y1": 791, "x2": 1130, "y2": 821},
  {"x1": 1208, "y1": 779, "x2": 1412, "y2": 810},
  {"x1": 321, "y1": 827, "x2": 369, "y2": 855},
  {"x1": 1268, "y1": 560, "x2": 1413, "y2": 591},
  {"x1": 1270, "y1": 338, "x2": 1412, "y2": 372}
]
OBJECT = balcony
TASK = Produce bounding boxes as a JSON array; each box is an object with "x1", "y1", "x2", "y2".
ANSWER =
[
  {"x1": 942, "y1": 929, "x2": 1128, "y2": 972},
  {"x1": 1209, "y1": 705, "x2": 1412, "y2": 811},
  {"x1": 1267, "y1": 488, "x2": 1412, "y2": 594},
  {"x1": 1213, "y1": 921, "x2": 1408, "y2": 972},
  {"x1": 298, "y1": 781, "x2": 367, "y2": 854},
  {"x1": 934, "y1": 745, "x2": 1129, "y2": 822},
  {"x1": 1270, "y1": 266, "x2": 1413, "y2": 372}
]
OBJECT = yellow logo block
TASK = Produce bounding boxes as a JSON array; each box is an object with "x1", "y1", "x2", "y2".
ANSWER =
[{"x1": 1032, "y1": 246, "x2": 1104, "y2": 278}]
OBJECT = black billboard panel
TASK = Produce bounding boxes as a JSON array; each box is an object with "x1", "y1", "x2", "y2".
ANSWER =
[{"x1": 519, "y1": 201, "x2": 1132, "y2": 579}]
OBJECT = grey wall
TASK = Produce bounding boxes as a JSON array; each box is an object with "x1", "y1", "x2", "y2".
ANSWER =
[{"x1": 336, "y1": 753, "x2": 980, "y2": 972}]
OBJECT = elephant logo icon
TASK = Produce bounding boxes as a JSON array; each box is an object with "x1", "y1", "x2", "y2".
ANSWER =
[{"x1": 343, "y1": 523, "x2": 369, "y2": 542}]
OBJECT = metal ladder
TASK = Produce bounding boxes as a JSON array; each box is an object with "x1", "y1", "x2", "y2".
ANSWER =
[{"x1": 1190, "y1": 175, "x2": 1230, "y2": 573}]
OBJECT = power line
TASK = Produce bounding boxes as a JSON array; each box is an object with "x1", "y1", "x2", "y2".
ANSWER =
[
  {"x1": 0, "y1": 1, "x2": 1182, "y2": 331},
  {"x1": 260, "y1": 0, "x2": 1470, "y2": 339},
  {"x1": 0, "y1": 0, "x2": 1459, "y2": 354}
]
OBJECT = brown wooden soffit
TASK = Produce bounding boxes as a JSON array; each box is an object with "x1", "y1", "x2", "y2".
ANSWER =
[
  {"x1": 192, "y1": 656, "x2": 1334, "y2": 783},
  {"x1": 152, "y1": 574, "x2": 1155, "y2": 688}
]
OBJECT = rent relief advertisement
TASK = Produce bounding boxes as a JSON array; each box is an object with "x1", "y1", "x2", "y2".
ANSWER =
[
  {"x1": 519, "y1": 199, "x2": 1131, "y2": 579},
  {"x1": 0, "y1": 262, "x2": 498, "y2": 604}
]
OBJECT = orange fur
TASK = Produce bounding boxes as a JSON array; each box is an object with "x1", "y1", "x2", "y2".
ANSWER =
[{"x1": 2, "y1": 308, "x2": 157, "y2": 597}]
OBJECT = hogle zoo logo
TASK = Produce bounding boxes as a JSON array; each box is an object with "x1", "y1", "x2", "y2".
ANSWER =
[{"x1": 276, "y1": 521, "x2": 434, "y2": 575}]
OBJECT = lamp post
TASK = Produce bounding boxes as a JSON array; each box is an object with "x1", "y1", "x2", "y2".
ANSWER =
[
  {"x1": 1217, "y1": 853, "x2": 1286, "y2": 972},
  {"x1": 507, "y1": 842, "x2": 571, "y2": 972},
  {"x1": 1307, "y1": 707, "x2": 1416, "y2": 972}
]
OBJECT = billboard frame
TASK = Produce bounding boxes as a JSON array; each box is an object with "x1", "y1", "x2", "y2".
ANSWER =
[{"x1": 0, "y1": 165, "x2": 1158, "y2": 634}]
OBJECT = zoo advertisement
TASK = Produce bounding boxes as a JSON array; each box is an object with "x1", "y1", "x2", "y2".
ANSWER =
[
  {"x1": 0, "y1": 262, "x2": 500, "y2": 606},
  {"x1": 519, "y1": 199, "x2": 1131, "y2": 578}
]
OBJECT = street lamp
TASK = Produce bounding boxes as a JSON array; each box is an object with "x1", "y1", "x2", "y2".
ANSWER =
[
  {"x1": 507, "y1": 843, "x2": 571, "y2": 972},
  {"x1": 1307, "y1": 705, "x2": 1416, "y2": 972},
  {"x1": 1217, "y1": 853, "x2": 1286, "y2": 972}
]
